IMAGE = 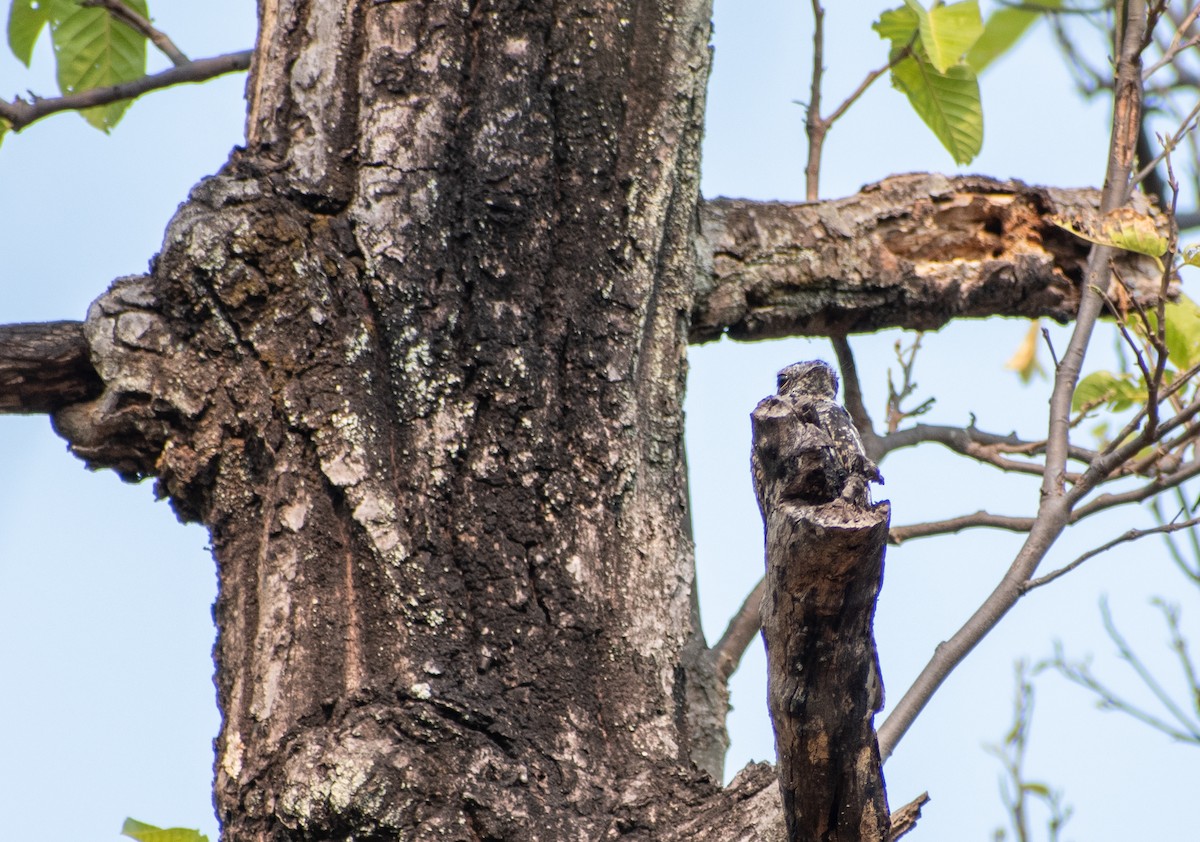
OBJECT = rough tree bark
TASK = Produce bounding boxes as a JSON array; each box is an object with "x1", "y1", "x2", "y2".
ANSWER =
[{"x1": 0, "y1": 2, "x2": 1169, "y2": 841}]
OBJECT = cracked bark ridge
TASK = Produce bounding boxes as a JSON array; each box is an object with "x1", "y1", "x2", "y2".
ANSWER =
[
  {"x1": 694, "y1": 173, "x2": 1168, "y2": 342},
  {"x1": 752, "y1": 360, "x2": 891, "y2": 842}
]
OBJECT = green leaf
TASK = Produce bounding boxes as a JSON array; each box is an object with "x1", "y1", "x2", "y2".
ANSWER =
[
  {"x1": 1072, "y1": 371, "x2": 1143, "y2": 413},
  {"x1": 968, "y1": 1, "x2": 1062, "y2": 73},
  {"x1": 905, "y1": 0, "x2": 983, "y2": 73},
  {"x1": 46, "y1": 0, "x2": 149, "y2": 131},
  {"x1": 890, "y1": 51, "x2": 983, "y2": 164},
  {"x1": 121, "y1": 818, "x2": 209, "y2": 842},
  {"x1": 7, "y1": 0, "x2": 48, "y2": 66},
  {"x1": 1022, "y1": 781, "x2": 1052, "y2": 798},
  {"x1": 874, "y1": 4, "x2": 919, "y2": 45},
  {"x1": 1163, "y1": 296, "x2": 1200, "y2": 370},
  {"x1": 967, "y1": 8, "x2": 1036, "y2": 73}
]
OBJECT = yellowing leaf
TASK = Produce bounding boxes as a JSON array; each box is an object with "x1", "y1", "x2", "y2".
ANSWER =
[
  {"x1": 1005, "y1": 320, "x2": 1044, "y2": 383},
  {"x1": 1181, "y1": 244, "x2": 1200, "y2": 269},
  {"x1": 1052, "y1": 208, "x2": 1167, "y2": 271}
]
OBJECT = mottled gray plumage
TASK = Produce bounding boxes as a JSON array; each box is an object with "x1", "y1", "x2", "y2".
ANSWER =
[
  {"x1": 774, "y1": 360, "x2": 881, "y2": 504},
  {"x1": 776, "y1": 360, "x2": 838, "y2": 400}
]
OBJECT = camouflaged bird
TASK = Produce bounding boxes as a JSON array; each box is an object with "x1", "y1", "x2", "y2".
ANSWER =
[{"x1": 774, "y1": 360, "x2": 881, "y2": 506}]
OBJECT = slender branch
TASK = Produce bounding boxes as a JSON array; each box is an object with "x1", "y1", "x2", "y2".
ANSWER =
[
  {"x1": 0, "y1": 50, "x2": 252, "y2": 131},
  {"x1": 1102, "y1": 598, "x2": 1200, "y2": 738},
  {"x1": 1143, "y1": 2, "x2": 1200, "y2": 79},
  {"x1": 875, "y1": 422, "x2": 1100, "y2": 481},
  {"x1": 1073, "y1": 455, "x2": 1200, "y2": 517},
  {"x1": 1152, "y1": 490, "x2": 1200, "y2": 581},
  {"x1": 81, "y1": 0, "x2": 189, "y2": 66},
  {"x1": 889, "y1": 511, "x2": 1035, "y2": 544},
  {"x1": 877, "y1": 0, "x2": 1149, "y2": 763},
  {"x1": 1157, "y1": 598, "x2": 1200, "y2": 721},
  {"x1": 710, "y1": 577, "x2": 765, "y2": 683},
  {"x1": 890, "y1": 451, "x2": 1200, "y2": 544},
  {"x1": 804, "y1": 0, "x2": 826, "y2": 201},
  {"x1": 1021, "y1": 515, "x2": 1200, "y2": 592},
  {"x1": 823, "y1": 61, "x2": 894, "y2": 129},
  {"x1": 1131, "y1": 98, "x2": 1200, "y2": 186},
  {"x1": 802, "y1": 2, "x2": 902, "y2": 200},
  {"x1": 831, "y1": 334, "x2": 883, "y2": 459}
]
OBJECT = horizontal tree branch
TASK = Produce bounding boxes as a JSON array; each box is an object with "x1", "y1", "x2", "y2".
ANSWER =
[
  {"x1": 889, "y1": 511, "x2": 1036, "y2": 544},
  {"x1": 0, "y1": 321, "x2": 101, "y2": 413},
  {"x1": 0, "y1": 50, "x2": 252, "y2": 131},
  {"x1": 691, "y1": 173, "x2": 1170, "y2": 342}
]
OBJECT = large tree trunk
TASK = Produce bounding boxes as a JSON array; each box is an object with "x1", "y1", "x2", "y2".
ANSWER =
[{"x1": 47, "y1": 0, "x2": 769, "y2": 838}]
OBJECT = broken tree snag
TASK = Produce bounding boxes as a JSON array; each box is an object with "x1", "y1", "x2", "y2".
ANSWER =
[
  {"x1": 693, "y1": 173, "x2": 1168, "y2": 342},
  {"x1": 0, "y1": 321, "x2": 102, "y2": 414},
  {"x1": 751, "y1": 361, "x2": 891, "y2": 842}
]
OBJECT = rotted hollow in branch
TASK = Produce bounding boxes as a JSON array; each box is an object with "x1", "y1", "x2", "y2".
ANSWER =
[
  {"x1": 694, "y1": 173, "x2": 1169, "y2": 342},
  {"x1": 751, "y1": 360, "x2": 891, "y2": 842}
]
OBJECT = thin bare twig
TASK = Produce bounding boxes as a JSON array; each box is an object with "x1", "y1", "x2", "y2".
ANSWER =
[
  {"x1": 889, "y1": 511, "x2": 1036, "y2": 544},
  {"x1": 1151, "y1": 490, "x2": 1200, "y2": 581},
  {"x1": 804, "y1": 0, "x2": 826, "y2": 201},
  {"x1": 1073, "y1": 454, "x2": 1200, "y2": 517},
  {"x1": 986, "y1": 662, "x2": 1074, "y2": 842},
  {"x1": 1131, "y1": 98, "x2": 1200, "y2": 186},
  {"x1": 1022, "y1": 515, "x2": 1200, "y2": 592},
  {"x1": 891, "y1": 455, "x2": 1200, "y2": 546},
  {"x1": 1045, "y1": 599, "x2": 1200, "y2": 743},
  {"x1": 885, "y1": 335, "x2": 933, "y2": 433},
  {"x1": 1143, "y1": 2, "x2": 1200, "y2": 79},
  {"x1": 0, "y1": 50, "x2": 252, "y2": 131},
  {"x1": 81, "y1": 0, "x2": 189, "y2": 66},
  {"x1": 803, "y1": 1, "x2": 906, "y2": 199},
  {"x1": 1157, "y1": 598, "x2": 1200, "y2": 718}
]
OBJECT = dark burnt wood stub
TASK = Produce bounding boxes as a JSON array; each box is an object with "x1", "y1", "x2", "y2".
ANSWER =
[{"x1": 751, "y1": 360, "x2": 892, "y2": 842}]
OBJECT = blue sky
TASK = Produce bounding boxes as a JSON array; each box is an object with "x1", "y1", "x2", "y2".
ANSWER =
[{"x1": 1, "y1": 2, "x2": 1196, "y2": 840}]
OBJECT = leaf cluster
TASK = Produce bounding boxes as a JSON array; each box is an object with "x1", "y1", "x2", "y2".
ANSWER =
[{"x1": 874, "y1": 0, "x2": 1063, "y2": 164}]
